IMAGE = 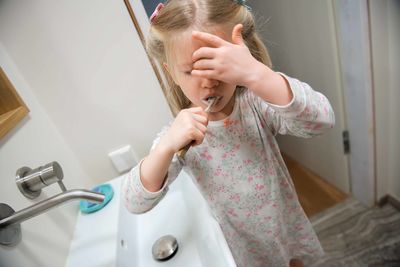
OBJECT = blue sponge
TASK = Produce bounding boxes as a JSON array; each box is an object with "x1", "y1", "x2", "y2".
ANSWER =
[{"x1": 79, "y1": 184, "x2": 114, "y2": 214}]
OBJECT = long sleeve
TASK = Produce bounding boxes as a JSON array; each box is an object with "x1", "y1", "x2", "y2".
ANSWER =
[
  {"x1": 250, "y1": 72, "x2": 335, "y2": 138},
  {"x1": 122, "y1": 126, "x2": 182, "y2": 214}
]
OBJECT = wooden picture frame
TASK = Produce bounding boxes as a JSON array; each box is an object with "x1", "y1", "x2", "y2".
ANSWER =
[{"x1": 0, "y1": 67, "x2": 29, "y2": 139}]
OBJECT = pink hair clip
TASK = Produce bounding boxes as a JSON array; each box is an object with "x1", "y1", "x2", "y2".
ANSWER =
[{"x1": 150, "y1": 3, "x2": 165, "y2": 24}]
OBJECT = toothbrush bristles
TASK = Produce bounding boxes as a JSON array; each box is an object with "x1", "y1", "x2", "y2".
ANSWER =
[{"x1": 205, "y1": 97, "x2": 218, "y2": 113}]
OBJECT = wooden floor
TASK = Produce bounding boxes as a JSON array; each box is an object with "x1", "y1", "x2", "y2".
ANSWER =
[{"x1": 282, "y1": 154, "x2": 348, "y2": 217}]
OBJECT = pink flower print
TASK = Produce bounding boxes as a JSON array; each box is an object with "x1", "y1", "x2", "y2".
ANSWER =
[
  {"x1": 267, "y1": 167, "x2": 275, "y2": 176},
  {"x1": 233, "y1": 164, "x2": 241, "y2": 172},
  {"x1": 213, "y1": 166, "x2": 222, "y2": 176},
  {"x1": 279, "y1": 180, "x2": 289, "y2": 188},
  {"x1": 264, "y1": 216, "x2": 272, "y2": 221},
  {"x1": 223, "y1": 118, "x2": 239, "y2": 128},
  {"x1": 217, "y1": 184, "x2": 226, "y2": 193},
  {"x1": 256, "y1": 204, "x2": 263, "y2": 210},
  {"x1": 257, "y1": 192, "x2": 268, "y2": 202},
  {"x1": 248, "y1": 248, "x2": 259, "y2": 254},
  {"x1": 229, "y1": 193, "x2": 241, "y2": 203},
  {"x1": 312, "y1": 123, "x2": 323, "y2": 130},
  {"x1": 324, "y1": 106, "x2": 329, "y2": 116},
  {"x1": 200, "y1": 149, "x2": 213, "y2": 160},
  {"x1": 233, "y1": 144, "x2": 240, "y2": 151},
  {"x1": 207, "y1": 130, "x2": 216, "y2": 138},
  {"x1": 300, "y1": 235, "x2": 310, "y2": 241},
  {"x1": 223, "y1": 118, "x2": 232, "y2": 127},
  {"x1": 227, "y1": 208, "x2": 238, "y2": 217},
  {"x1": 222, "y1": 153, "x2": 228, "y2": 159},
  {"x1": 247, "y1": 175, "x2": 253, "y2": 183},
  {"x1": 286, "y1": 193, "x2": 294, "y2": 200},
  {"x1": 135, "y1": 192, "x2": 143, "y2": 201},
  {"x1": 304, "y1": 122, "x2": 313, "y2": 130},
  {"x1": 196, "y1": 175, "x2": 203, "y2": 183},
  {"x1": 243, "y1": 159, "x2": 253, "y2": 165},
  {"x1": 294, "y1": 223, "x2": 304, "y2": 231},
  {"x1": 255, "y1": 183, "x2": 264, "y2": 191}
]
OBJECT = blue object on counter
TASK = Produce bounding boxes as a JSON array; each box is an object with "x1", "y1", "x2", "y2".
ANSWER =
[{"x1": 79, "y1": 184, "x2": 114, "y2": 214}]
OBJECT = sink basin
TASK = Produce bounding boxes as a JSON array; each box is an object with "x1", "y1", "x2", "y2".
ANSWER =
[{"x1": 66, "y1": 171, "x2": 236, "y2": 267}]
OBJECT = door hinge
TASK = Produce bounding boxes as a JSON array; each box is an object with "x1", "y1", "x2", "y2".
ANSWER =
[{"x1": 343, "y1": 130, "x2": 350, "y2": 154}]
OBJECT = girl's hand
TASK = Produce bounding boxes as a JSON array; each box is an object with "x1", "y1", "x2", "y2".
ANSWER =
[
  {"x1": 191, "y1": 24, "x2": 268, "y2": 87},
  {"x1": 159, "y1": 107, "x2": 208, "y2": 154}
]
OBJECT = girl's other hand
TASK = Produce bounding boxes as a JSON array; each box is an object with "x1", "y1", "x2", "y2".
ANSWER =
[
  {"x1": 191, "y1": 24, "x2": 268, "y2": 87},
  {"x1": 159, "y1": 107, "x2": 208, "y2": 153}
]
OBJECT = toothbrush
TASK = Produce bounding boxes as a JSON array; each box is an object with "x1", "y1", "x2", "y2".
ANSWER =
[
  {"x1": 176, "y1": 97, "x2": 219, "y2": 159},
  {"x1": 204, "y1": 97, "x2": 218, "y2": 113}
]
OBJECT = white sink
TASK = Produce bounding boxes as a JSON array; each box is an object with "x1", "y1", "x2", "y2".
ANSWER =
[{"x1": 66, "y1": 171, "x2": 236, "y2": 267}]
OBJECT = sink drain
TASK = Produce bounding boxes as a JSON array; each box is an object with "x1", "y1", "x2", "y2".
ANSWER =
[{"x1": 152, "y1": 235, "x2": 179, "y2": 261}]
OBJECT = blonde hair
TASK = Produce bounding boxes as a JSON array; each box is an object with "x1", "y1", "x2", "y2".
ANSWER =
[{"x1": 146, "y1": 0, "x2": 272, "y2": 116}]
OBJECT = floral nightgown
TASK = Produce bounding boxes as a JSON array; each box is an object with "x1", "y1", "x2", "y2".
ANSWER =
[{"x1": 123, "y1": 73, "x2": 335, "y2": 267}]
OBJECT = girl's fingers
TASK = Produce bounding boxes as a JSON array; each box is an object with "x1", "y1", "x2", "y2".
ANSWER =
[
  {"x1": 186, "y1": 106, "x2": 204, "y2": 113},
  {"x1": 190, "y1": 106, "x2": 209, "y2": 116},
  {"x1": 192, "y1": 113, "x2": 208, "y2": 125},
  {"x1": 192, "y1": 47, "x2": 215, "y2": 62},
  {"x1": 195, "y1": 120, "x2": 208, "y2": 132},
  {"x1": 191, "y1": 69, "x2": 217, "y2": 80},
  {"x1": 192, "y1": 31, "x2": 227, "y2": 48},
  {"x1": 193, "y1": 59, "x2": 215, "y2": 70},
  {"x1": 181, "y1": 108, "x2": 208, "y2": 127},
  {"x1": 191, "y1": 127, "x2": 206, "y2": 146},
  {"x1": 187, "y1": 106, "x2": 208, "y2": 117}
]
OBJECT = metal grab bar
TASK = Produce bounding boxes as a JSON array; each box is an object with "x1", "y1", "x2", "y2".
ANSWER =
[{"x1": 0, "y1": 189, "x2": 105, "y2": 228}]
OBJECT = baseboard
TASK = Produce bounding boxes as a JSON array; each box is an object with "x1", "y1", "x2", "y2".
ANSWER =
[{"x1": 377, "y1": 194, "x2": 400, "y2": 211}]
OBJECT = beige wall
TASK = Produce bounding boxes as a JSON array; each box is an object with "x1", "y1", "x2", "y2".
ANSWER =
[
  {"x1": 251, "y1": 0, "x2": 400, "y2": 203},
  {"x1": 250, "y1": 0, "x2": 350, "y2": 193},
  {"x1": 0, "y1": 44, "x2": 95, "y2": 267},
  {"x1": 0, "y1": 0, "x2": 171, "y2": 182},
  {"x1": 0, "y1": 0, "x2": 170, "y2": 266}
]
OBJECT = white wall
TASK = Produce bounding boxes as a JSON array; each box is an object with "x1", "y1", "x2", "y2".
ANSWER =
[
  {"x1": 0, "y1": 43, "x2": 95, "y2": 267},
  {"x1": 332, "y1": 0, "x2": 376, "y2": 206},
  {"x1": 387, "y1": 1, "x2": 400, "y2": 201},
  {"x1": 370, "y1": 0, "x2": 400, "y2": 201},
  {"x1": 0, "y1": 0, "x2": 172, "y2": 182}
]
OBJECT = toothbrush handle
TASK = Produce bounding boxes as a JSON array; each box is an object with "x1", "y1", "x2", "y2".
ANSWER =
[
  {"x1": 177, "y1": 99, "x2": 215, "y2": 159},
  {"x1": 176, "y1": 141, "x2": 195, "y2": 158}
]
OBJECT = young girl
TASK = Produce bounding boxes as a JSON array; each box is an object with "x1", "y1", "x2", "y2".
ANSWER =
[{"x1": 123, "y1": 0, "x2": 334, "y2": 266}]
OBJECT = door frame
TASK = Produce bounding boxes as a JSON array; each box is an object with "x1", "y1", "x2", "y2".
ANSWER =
[{"x1": 332, "y1": 0, "x2": 376, "y2": 206}]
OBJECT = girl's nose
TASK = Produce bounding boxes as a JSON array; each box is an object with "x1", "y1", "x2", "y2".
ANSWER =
[{"x1": 201, "y1": 78, "x2": 219, "y2": 89}]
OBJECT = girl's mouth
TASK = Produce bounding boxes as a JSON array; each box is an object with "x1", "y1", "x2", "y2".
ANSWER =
[{"x1": 201, "y1": 96, "x2": 221, "y2": 107}]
